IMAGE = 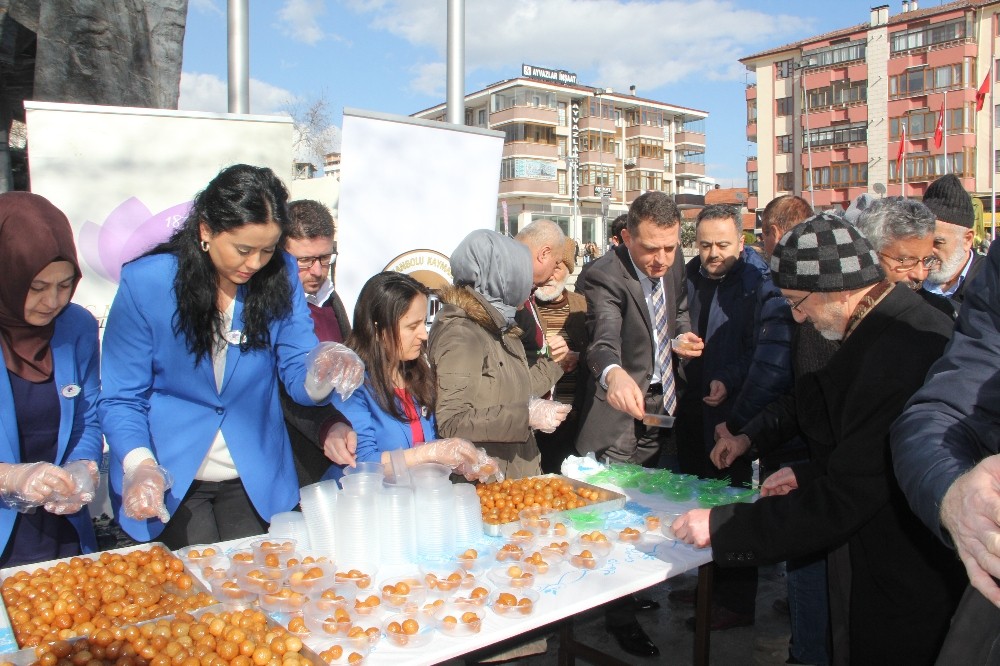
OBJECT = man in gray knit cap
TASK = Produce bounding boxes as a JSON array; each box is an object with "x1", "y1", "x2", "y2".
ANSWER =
[
  {"x1": 673, "y1": 213, "x2": 965, "y2": 664},
  {"x1": 921, "y1": 173, "x2": 985, "y2": 309}
]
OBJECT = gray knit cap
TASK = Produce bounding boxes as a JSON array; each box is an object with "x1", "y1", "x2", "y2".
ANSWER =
[{"x1": 770, "y1": 213, "x2": 885, "y2": 292}]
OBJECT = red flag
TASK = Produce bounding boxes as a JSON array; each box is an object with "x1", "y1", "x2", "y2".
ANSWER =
[
  {"x1": 934, "y1": 103, "x2": 944, "y2": 149},
  {"x1": 897, "y1": 124, "x2": 906, "y2": 170},
  {"x1": 977, "y1": 65, "x2": 992, "y2": 111}
]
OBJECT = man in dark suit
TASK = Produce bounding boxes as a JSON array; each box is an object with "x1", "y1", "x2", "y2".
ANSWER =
[
  {"x1": 280, "y1": 199, "x2": 355, "y2": 487},
  {"x1": 575, "y1": 191, "x2": 702, "y2": 657},
  {"x1": 920, "y1": 174, "x2": 985, "y2": 312},
  {"x1": 675, "y1": 214, "x2": 965, "y2": 665}
]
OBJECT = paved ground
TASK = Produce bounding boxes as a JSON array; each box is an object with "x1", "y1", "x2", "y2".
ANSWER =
[{"x1": 450, "y1": 563, "x2": 794, "y2": 665}]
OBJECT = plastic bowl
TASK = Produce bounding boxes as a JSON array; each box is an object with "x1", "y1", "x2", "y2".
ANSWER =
[
  {"x1": 314, "y1": 635, "x2": 371, "y2": 666},
  {"x1": 488, "y1": 588, "x2": 539, "y2": 619},
  {"x1": 309, "y1": 582, "x2": 359, "y2": 605},
  {"x1": 433, "y1": 603, "x2": 484, "y2": 638},
  {"x1": 335, "y1": 568, "x2": 376, "y2": 591},
  {"x1": 378, "y1": 576, "x2": 426, "y2": 612},
  {"x1": 566, "y1": 543, "x2": 610, "y2": 571},
  {"x1": 521, "y1": 550, "x2": 560, "y2": 577},
  {"x1": 518, "y1": 507, "x2": 553, "y2": 534},
  {"x1": 287, "y1": 561, "x2": 336, "y2": 595},
  {"x1": 258, "y1": 582, "x2": 309, "y2": 614},
  {"x1": 575, "y1": 530, "x2": 614, "y2": 557},
  {"x1": 660, "y1": 513, "x2": 684, "y2": 541},
  {"x1": 420, "y1": 560, "x2": 477, "y2": 595},
  {"x1": 615, "y1": 526, "x2": 643, "y2": 544},
  {"x1": 236, "y1": 563, "x2": 287, "y2": 595},
  {"x1": 304, "y1": 598, "x2": 355, "y2": 637},
  {"x1": 503, "y1": 526, "x2": 538, "y2": 547},
  {"x1": 249, "y1": 538, "x2": 299, "y2": 566},
  {"x1": 351, "y1": 591, "x2": 384, "y2": 616},
  {"x1": 488, "y1": 564, "x2": 536, "y2": 589},
  {"x1": 176, "y1": 544, "x2": 227, "y2": 573},
  {"x1": 447, "y1": 584, "x2": 492, "y2": 610},
  {"x1": 493, "y1": 543, "x2": 525, "y2": 563},
  {"x1": 382, "y1": 613, "x2": 435, "y2": 648},
  {"x1": 208, "y1": 575, "x2": 256, "y2": 607},
  {"x1": 454, "y1": 545, "x2": 496, "y2": 574}
]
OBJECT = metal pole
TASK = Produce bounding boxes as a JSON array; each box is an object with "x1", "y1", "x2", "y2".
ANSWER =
[
  {"x1": 227, "y1": 0, "x2": 250, "y2": 114},
  {"x1": 446, "y1": 0, "x2": 465, "y2": 125},
  {"x1": 901, "y1": 119, "x2": 906, "y2": 199},
  {"x1": 801, "y1": 68, "x2": 815, "y2": 207},
  {"x1": 943, "y1": 89, "x2": 948, "y2": 175}
]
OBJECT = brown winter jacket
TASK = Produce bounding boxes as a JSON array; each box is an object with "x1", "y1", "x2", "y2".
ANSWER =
[{"x1": 428, "y1": 285, "x2": 562, "y2": 480}]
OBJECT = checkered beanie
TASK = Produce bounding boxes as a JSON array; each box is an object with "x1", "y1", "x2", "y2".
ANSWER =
[{"x1": 770, "y1": 213, "x2": 885, "y2": 292}]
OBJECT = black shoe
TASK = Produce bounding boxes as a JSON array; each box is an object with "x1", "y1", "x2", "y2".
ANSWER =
[
  {"x1": 633, "y1": 595, "x2": 661, "y2": 612},
  {"x1": 607, "y1": 621, "x2": 660, "y2": 657}
]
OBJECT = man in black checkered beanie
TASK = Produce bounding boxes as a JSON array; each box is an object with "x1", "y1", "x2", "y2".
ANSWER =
[
  {"x1": 671, "y1": 211, "x2": 966, "y2": 663},
  {"x1": 769, "y1": 212, "x2": 886, "y2": 340}
]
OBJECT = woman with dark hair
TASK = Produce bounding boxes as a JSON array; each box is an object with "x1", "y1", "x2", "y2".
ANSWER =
[
  {"x1": 326, "y1": 272, "x2": 491, "y2": 481},
  {"x1": 0, "y1": 192, "x2": 102, "y2": 566},
  {"x1": 99, "y1": 164, "x2": 363, "y2": 547}
]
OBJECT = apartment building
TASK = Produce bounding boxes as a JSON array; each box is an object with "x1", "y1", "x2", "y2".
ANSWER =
[
  {"x1": 743, "y1": 0, "x2": 1000, "y2": 224},
  {"x1": 412, "y1": 65, "x2": 708, "y2": 245}
]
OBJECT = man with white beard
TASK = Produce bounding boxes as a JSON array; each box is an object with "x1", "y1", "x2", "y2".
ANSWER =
[
  {"x1": 533, "y1": 238, "x2": 587, "y2": 473},
  {"x1": 920, "y1": 174, "x2": 985, "y2": 313}
]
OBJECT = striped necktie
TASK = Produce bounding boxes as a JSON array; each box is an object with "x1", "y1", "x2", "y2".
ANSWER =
[{"x1": 650, "y1": 277, "x2": 677, "y2": 415}]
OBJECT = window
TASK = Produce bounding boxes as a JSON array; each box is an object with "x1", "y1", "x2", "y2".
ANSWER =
[
  {"x1": 478, "y1": 109, "x2": 486, "y2": 126},
  {"x1": 776, "y1": 97, "x2": 793, "y2": 116},
  {"x1": 890, "y1": 19, "x2": 965, "y2": 54},
  {"x1": 491, "y1": 87, "x2": 557, "y2": 112},
  {"x1": 890, "y1": 62, "x2": 969, "y2": 98},
  {"x1": 558, "y1": 102, "x2": 567, "y2": 126},
  {"x1": 807, "y1": 80, "x2": 867, "y2": 109},
  {"x1": 804, "y1": 163, "x2": 867, "y2": 189},
  {"x1": 890, "y1": 150, "x2": 971, "y2": 180},
  {"x1": 558, "y1": 137, "x2": 567, "y2": 158},
  {"x1": 748, "y1": 99, "x2": 758, "y2": 124},
  {"x1": 776, "y1": 172, "x2": 794, "y2": 191},
  {"x1": 682, "y1": 118, "x2": 706, "y2": 134},
  {"x1": 891, "y1": 107, "x2": 972, "y2": 140},
  {"x1": 500, "y1": 158, "x2": 557, "y2": 181},
  {"x1": 776, "y1": 59, "x2": 794, "y2": 79},
  {"x1": 580, "y1": 164, "x2": 614, "y2": 187},
  {"x1": 804, "y1": 122, "x2": 867, "y2": 148},
  {"x1": 625, "y1": 138, "x2": 664, "y2": 160},
  {"x1": 501, "y1": 123, "x2": 557, "y2": 145},
  {"x1": 800, "y1": 39, "x2": 866, "y2": 70},
  {"x1": 624, "y1": 169, "x2": 663, "y2": 192},
  {"x1": 777, "y1": 135, "x2": 793, "y2": 153},
  {"x1": 748, "y1": 171, "x2": 758, "y2": 195},
  {"x1": 558, "y1": 170, "x2": 567, "y2": 195}
]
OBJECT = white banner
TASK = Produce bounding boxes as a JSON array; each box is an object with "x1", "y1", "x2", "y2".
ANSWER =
[{"x1": 25, "y1": 101, "x2": 294, "y2": 327}]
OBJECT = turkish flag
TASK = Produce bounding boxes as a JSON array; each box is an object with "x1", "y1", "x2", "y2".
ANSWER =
[
  {"x1": 934, "y1": 103, "x2": 944, "y2": 149},
  {"x1": 977, "y1": 65, "x2": 992, "y2": 111},
  {"x1": 897, "y1": 124, "x2": 906, "y2": 171}
]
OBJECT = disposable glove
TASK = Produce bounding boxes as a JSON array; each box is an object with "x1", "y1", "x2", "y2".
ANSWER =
[
  {"x1": 44, "y1": 460, "x2": 99, "y2": 515},
  {"x1": 527, "y1": 397, "x2": 571, "y2": 433},
  {"x1": 412, "y1": 438, "x2": 480, "y2": 469},
  {"x1": 0, "y1": 462, "x2": 75, "y2": 512},
  {"x1": 304, "y1": 342, "x2": 365, "y2": 402},
  {"x1": 455, "y1": 446, "x2": 504, "y2": 483},
  {"x1": 122, "y1": 462, "x2": 173, "y2": 522}
]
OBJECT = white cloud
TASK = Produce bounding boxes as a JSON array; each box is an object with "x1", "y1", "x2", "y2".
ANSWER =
[
  {"x1": 409, "y1": 62, "x2": 447, "y2": 97},
  {"x1": 178, "y1": 72, "x2": 298, "y2": 116},
  {"x1": 190, "y1": 0, "x2": 223, "y2": 16},
  {"x1": 347, "y1": 0, "x2": 813, "y2": 93},
  {"x1": 278, "y1": 0, "x2": 327, "y2": 45}
]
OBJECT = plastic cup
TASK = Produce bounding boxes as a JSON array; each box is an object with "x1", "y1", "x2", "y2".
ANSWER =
[{"x1": 343, "y1": 461, "x2": 384, "y2": 476}]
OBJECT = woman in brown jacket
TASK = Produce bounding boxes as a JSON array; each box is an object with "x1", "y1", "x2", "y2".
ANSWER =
[{"x1": 428, "y1": 230, "x2": 569, "y2": 480}]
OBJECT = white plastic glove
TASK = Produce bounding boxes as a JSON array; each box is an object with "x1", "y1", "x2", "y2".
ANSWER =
[
  {"x1": 412, "y1": 438, "x2": 480, "y2": 469},
  {"x1": 44, "y1": 460, "x2": 99, "y2": 515},
  {"x1": 0, "y1": 462, "x2": 75, "y2": 512},
  {"x1": 455, "y1": 446, "x2": 504, "y2": 483},
  {"x1": 528, "y1": 397, "x2": 571, "y2": 433},
  {"x1": 122, "y1": 462, "x2": 173, "y2": 522},
  {"x1": 304, "y1": 342, "x2": 365, "y2": 402}
]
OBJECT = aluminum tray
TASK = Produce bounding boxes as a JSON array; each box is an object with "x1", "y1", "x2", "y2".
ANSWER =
[
  {"x1": 482, "y1": 473, "x2": 626, "y2": 537},
  {"x1": 0, "y1": 543, "x2": 213, "y2": 654}
]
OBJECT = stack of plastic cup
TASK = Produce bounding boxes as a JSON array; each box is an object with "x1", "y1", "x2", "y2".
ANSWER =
[
  {"x1": 452, "y1": 483, "x2": 484, "y2": 548},
  {"x1": 378, "y1": 485, "x2": 417, "y2": 565},
  {"x1": 412, "y1": 475, "x2": 455, "y2": 560},
  {"x1": 268, "y1": 511, "x2": 312, "y2": 550},
  {"x1": 299, "y1": 480, "x2": 340, "y2": 558},
  {"x1": 335, "y1": 486, "x2": 381, "y2": 569},
  {"x1": 339, "y1": 472, "x2": 383, "y2": 495},
  {"x1": 344, "y1": 461, "x2": 384, "y2": 476}
]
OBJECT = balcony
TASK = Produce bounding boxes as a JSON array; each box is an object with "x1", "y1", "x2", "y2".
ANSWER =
[
  {"x1": 635, "y1": 155, "x2": 664, "y2": 170},
  {"x1": 502, "y1": 142, "x2": 558, "y2": 160},
  {"x1": 499, "y1": 179, "x2": 559, "y2": 195},
  {"x1": 578, "y1": 116, "x2": 616, "y2": 132},
  {"x1": 490, "y1": 105, "x2": 558, "y2": 126},
  {"x1": 624, "y1": 124, "x2": 665, "y2": 139},
  {"x1": 674, "y1": 131, "x2": 706, "y2": 147},
  {"x1": 675, "y1": 161, "x2": 706, "y2": 177}
]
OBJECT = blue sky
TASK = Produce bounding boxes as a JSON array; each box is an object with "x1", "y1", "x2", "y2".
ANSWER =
[{"x1": 180, "y1": 0, "x2": 901, "y2": 186}]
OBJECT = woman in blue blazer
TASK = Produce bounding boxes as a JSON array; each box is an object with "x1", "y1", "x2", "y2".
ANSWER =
[
  {"x1": 99, "y1": 165, "x2": 363, "y2": 547},
  {"x1": 326, "y1": 272, "x2": 484, "y2": 481},
  {"x1": 0, "y1": 193, "x2": 102, "y2": 566}
]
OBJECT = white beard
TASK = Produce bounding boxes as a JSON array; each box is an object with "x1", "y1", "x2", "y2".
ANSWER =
[
  {"x1": 535, "y1": 277, "x2": 568, "y2": 302},
  {"x1": 927, "y1": 247, "x2": 967, "y2": 285}
]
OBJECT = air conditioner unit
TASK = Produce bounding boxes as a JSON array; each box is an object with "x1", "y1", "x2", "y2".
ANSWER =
[{"x1": 624, "y1": 157, "x2": 637, "y2": 167}]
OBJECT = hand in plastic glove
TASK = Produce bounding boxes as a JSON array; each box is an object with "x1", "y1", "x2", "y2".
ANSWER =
[
  {"x1": 44, "y1": 460, "x2": 99, "y2": 515},
  {"x1": 528, "y1": 397, "x2": 571, "y2": 433},
  {"x1": 455, "y1": 446, "x2": 503, "y2": 483},
  {"x1": 0, "y1": 462, "x2": 76, "y2": 512},
  {"x1": 412, "y1": 438, "x2": 480, "y2": 470},
  {"x1": 305, "y1": 342, "x2": 365, "y2": 402},
  {"x1": 122, "y1": 461, "x2": 173, "y2": 522}
]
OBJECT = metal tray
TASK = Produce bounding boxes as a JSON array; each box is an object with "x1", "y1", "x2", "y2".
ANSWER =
[
  {"x1": 482, "y1": 473, "x2": 626, "y2": 536},
  {"x1": 0, "y1": 543, "x2": 213, "y2": 654}
]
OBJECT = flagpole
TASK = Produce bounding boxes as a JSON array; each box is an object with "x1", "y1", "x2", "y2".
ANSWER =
[
  {"x1": 943, "y1": 89, "x2": 948, "y2": 175},
  {"x1": 901, "y1": 119, "x2": 906, "y2": 199},
  {"x1": 992, "y1": 30, "x2": 996, "y2": 242}
]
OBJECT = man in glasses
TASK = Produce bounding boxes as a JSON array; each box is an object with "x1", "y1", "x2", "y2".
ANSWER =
[
  {"x1": 921, "y1": 174, "x2": 985, "y2": 313},
  {"x1": 674, "y1": 214, "x2": 965, "y2": 664},
  {"x1": 853, "y1": 197, "x2": 956, "y2": 318},
  {"x1": 280, "y1": 199, "x2": 355, "y2": 486}
]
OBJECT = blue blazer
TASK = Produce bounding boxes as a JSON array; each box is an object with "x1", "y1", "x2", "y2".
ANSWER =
[
  {"x1": 324, "y1": 376, "x2": 435, "y2": 481},
  {"x1": 99, "y1": 252, "x2": 324, "y2": 541},
  {"x1": 0, "y1": 304, "x2": 102, "y2": 555}
]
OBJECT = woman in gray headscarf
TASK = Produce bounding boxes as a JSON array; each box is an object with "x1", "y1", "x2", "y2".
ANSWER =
[{"x1": 428, "y1": 230, "x2": 570, "y2": 481}]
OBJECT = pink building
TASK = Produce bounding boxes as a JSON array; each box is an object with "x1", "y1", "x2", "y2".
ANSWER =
[{"x1": 743, "y1": 1, "x2": 1000, "y2": 223}]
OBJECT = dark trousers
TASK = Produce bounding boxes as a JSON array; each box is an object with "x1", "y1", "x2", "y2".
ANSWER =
[
  {"x1": 159, "y1": 478, "x2": 269, "y2": 549},
  {"x1": 935, "y1": 582, "x2": 1000, "y2": 665}
]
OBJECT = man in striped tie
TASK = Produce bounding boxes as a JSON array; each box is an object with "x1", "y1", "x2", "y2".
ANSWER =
[{"x1": 575, "y1": 191, "x2": 703, "y2": 657}]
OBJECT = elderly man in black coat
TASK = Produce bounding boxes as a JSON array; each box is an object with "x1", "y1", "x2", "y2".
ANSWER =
[{"x1": 673, "y1": 214, "x2": 965, "y2": 665}]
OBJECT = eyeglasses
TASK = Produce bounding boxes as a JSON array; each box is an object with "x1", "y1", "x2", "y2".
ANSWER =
[
  {"x1": 785, "y1": 292, "x2": 813, "y2": 312},
  {"x1": 877, "y1": 252, "x2": 939, "y2": 271},
  {"x1": 295, "y1": 253, "x2": 336, "y2": 269}
]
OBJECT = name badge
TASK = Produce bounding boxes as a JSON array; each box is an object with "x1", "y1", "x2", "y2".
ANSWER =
[
  {"x1": 61, "y1": 384, "x2": 81, "y2": 399},
  {"x1": 225, "y1": 330, "x2": 245, "y2": 346}
]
